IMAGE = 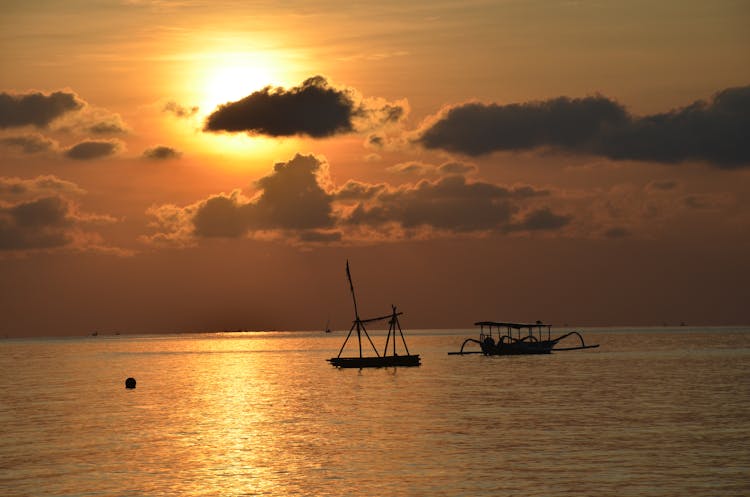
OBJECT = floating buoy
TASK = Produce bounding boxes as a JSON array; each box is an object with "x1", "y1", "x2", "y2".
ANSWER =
[{"x1": 125, "y1": 377, "x2": 136, "y2": 389}]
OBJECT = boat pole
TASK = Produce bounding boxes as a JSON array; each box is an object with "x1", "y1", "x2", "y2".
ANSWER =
[{"x1": 394, "y1": 306, "x2": 411, "y2": 356}]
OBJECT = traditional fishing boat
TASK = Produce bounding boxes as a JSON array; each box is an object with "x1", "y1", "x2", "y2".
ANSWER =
[
  {"x1": 328, "y1": 261, "x2": 420, "y2": 368},
  {"x1": 449, "y1": 321, "x2": 599, "y2": 356}
]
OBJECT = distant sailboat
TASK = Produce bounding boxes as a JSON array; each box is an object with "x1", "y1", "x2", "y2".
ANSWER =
[
  {"x1": 324, "y1": 316, "x2": 331, "y2": 333},
  {"x1": 328, "y1": 260, "x2": 420, "y2": 368}
]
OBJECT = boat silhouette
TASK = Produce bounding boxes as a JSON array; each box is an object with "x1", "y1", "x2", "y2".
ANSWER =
[
  {"x1": 328, "y1": 261, "x2": 420, "y2": 368},
  {"x1": 449, "y1": 321, "x2": 599, "y2": 356}
]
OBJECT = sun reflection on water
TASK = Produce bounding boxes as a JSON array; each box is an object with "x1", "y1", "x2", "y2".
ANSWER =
[{"x1": 1, "y1": 329, "x2": 749, "y2": 496}]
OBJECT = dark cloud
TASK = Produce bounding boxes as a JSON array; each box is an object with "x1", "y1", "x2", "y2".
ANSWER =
[
  {"x1": 646, "y1": 180, "x2": 679, "y2": 191},
  {"x1": 682, "y1": 194, "x2": 729, "y2": 210},
  {"x1": 437, "y1": 161, "x2": 477, "y2": 175},
  {"x1": 0, "y1": 175, "x2": 85, "y2": 197},
  {"x1": 418, "y1": 96, "x2": 627, "y2": 155},
  {"x1": 0, "y1": 134, "x2": 58, "y2": 154},
  {"x1": 0, "y1": 194, "x2": 120, "y2": 253},
  {"x1": 87, "y1": 118, "x2": 128, "y2": 135},
  {"x1": 146, "y1": 156, "x2": 566, "y2": 246},
  {"x1": 335, "y1": 180, "x2": 387, "y2": 201},
  {"x1": 343, "y1": 175, "x2": 554, "y2": 233},
  {"x1": 192, "y1": 193, "x2": 252, "y2": 237},
  {"x1": 0, "y1": 90, "x2": 84, "y2": 128},
  {"x1": 387, "y1": 160, "x2": 477, "y2": 177},
  {"x1": 64, "y1": 140, "x2": 121, "y2": 160},
  {"x1": 604, "y1": 227, "x2": 630, "y2": 238},
  {"x1": 417, "y1": 85, "x2": 750, "y2": 168},
  {"x1": 163, "y1": 101, "x2": 199, "y2": 118},
  {"x1": 298, "y1": 230, "x2": 343, "y2": 243},
  {"x1": 143, "y1": 145, "x2": 181, "y2": 160},
  {"x1": 0, "y1": 196, "x2": 73, "y2": 250},
  {"x1": 388, "y1": 161, "x2": 432, "y2": 175},
  {"x1": 252, "y1": 154, "x2": 335, "y2": 230},
  {"x1": 205, "y1": 76, "x2": 354, "y2": 137},
  {"x1": 204, "y1": 76, "x2": 407, "y2": 138},
  {"x1": 366, "y1": 133, "x2": 385, "y2": 148},
  {"x1": 146, "y1": 154, "x2": 335, "y2": 243},
  {"x1": 506, "y1": 207, "x2": 572, "y2": 232}
]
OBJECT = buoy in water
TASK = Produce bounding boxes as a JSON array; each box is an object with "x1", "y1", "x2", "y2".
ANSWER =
[{"x1": 125, "y1": 377, "x2": 136, "y2": 389}]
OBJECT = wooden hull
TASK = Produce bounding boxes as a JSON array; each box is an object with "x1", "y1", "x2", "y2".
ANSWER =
[
  {"x1": 480, "y1": 340, "x2": 554, "y2": 356},
  {"x1": 328, "y1": 354, "x2": 421, "y2": 368}
]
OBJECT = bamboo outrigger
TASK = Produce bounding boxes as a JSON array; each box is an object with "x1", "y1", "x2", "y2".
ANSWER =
[
  {"x1": 449, "y1": 321, "x2": 599, "y2": 356},
  {"x1": 328, "y1": 261, "x2": 420, "y2": 368}
]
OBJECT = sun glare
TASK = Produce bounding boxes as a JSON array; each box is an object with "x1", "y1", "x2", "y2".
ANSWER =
[
  {"x1": 196, "y1": 52, "x2": 287, "y2": 113},
  {"x1": 170, "y1": 50, "x2": 300, "y2": 159}
]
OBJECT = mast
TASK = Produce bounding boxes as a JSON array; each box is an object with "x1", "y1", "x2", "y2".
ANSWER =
[
  {"x1": 346, "y1": 259, "x2": 360, "y2": 321},
  {"x1": 329, "y1": 260, "x2": 420, "y2": 367},
  {"x1": 337, "y1": 260, "x2": 379, "y2": 359},
  {"x1": 346, "y1": 259, "x2": 362, "y2": 357}
]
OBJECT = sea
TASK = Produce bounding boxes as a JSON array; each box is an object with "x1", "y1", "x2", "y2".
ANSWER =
[{"x1": 1, "y1": 327, "x2": 748, "y2": 497}]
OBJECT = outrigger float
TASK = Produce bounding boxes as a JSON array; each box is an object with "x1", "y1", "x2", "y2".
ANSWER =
[
  {"x1": 449, "y1": 321, "x2": 599, "y2": 356},
  {"x1": 328, "y1": 261, "x2": 420, "y2": 368}
]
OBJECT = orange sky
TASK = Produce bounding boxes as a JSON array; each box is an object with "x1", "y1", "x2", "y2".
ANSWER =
[{"x1": 1, "y1": 1, "x2": 749, "y2": 336}]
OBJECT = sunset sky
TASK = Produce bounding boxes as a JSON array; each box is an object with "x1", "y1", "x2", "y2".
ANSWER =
[{"x1": 1, "y1": 0, "x2": 749, "y2": 337}]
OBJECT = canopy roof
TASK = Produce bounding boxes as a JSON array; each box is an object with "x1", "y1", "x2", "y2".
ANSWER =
[{"x1": 474, "y1": 321, "x2": 551, "y2": 328}]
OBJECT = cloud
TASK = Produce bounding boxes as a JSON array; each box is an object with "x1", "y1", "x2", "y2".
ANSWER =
[
  {"x1": 437, "y1": 161, "x2": 477, "y2": 175},
  {"x1": 253, "y1": 154, "x2": 335, "y2": 230},
  {"x1": 387, "y1": 161, "x2": 434, "y2": 176},
  {"x1": 50, "y1": 103, "x2": 130, "y2": 136},
  {"x1": 145, "y1": 155, "x2": 568, "y2": 246},
  {"x1": 604, "y1": 226, "x2": 630, "y2": 238},
  {"x1": 204, "y1": 76, "x2": 407, "y2": 138},
  {"x1": 163, "y1": 101, "x2": 199, "y2": 118},
  {"x1": 387, "y1": 160, "x2": 477, "y2": 177},
  {"x1": 0, "y1": 196, "x2": 73, "y2": 250},
  {"x1": 341, "y1": 175, "x2": 555, "y2": 234},
  {"x1": 64, "y1": 140, "x2": 122, "y2": 160},
  {"x1": 143, "y1": 145, "x2": 181, "y2": 160},
  {"x1": 297, "y1": 230, "x2": 343, "y2": 243},
  {"x1": 366, "y1": 133, "x2": 386, "y2": 148},
  {"x1": 416, "y1": 85, "x2": 750, "y2": 168},
  {"x1": 0, "y1": 134, "x2": 59, "y2": 154},
  {"x1": 145, "y1": 154, "x2": 335, "y2": 244},
  {"x1": 0, "y1": 175, "x2": 85, "y2": 197},
  {"x1": 0, "y1": 90, "x2": 84, "y2": 128},
  {"x1": 363, "y1": 131, "x2": 408, "y2": 152},
  {"x1": 418, "y1": 96, "x2": 627, "y2": 155},
  {"x1": 681, "y1": 193, "x2": 732, "y2": 210},
  {"x1": 0, "y1": 194, "x2": 119, "y2": 253},
  {"x1": 646, "y1": 180, "x2": 679, "y2": 192},
  {"x1": 86, "y1": 115, "x2": 129, "y2": 135},
  {"x1": 334, "y1": 180, "x2": 387, "y2": 201},
  {"x1": 506, "y1": 207, "x2": 572, "y2": 232}
]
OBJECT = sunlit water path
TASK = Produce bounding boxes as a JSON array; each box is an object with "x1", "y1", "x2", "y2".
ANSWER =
[{"x1": 2, "y1": 327, "x2": 748, "y2": 496}]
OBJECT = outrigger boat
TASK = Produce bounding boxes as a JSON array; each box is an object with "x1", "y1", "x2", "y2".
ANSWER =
[
  {"x1": 328, "y1": 261, "x2": 420, "y2": 368},
  {"x1": 449, "y1": 321, "x2": 599, "y2": 356}
]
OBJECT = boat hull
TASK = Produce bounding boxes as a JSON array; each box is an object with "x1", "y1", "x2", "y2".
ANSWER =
[
  {"x1": 328, "y1": 355, "x2": 421, "y2": 368},
  {"x1": 480, "y1": 340, "x2": 554, "y2": 356}
]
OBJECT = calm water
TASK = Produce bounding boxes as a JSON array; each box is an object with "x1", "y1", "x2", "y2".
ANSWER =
[{"x1": 1, "y1": 327, "x2": 749, "y2": 496}]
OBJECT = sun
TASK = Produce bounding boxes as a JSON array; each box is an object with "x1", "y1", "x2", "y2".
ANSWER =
[
  {"x1": 168, "y1": 48, "x2": 301, "y2": 160},
  {"x1": 188, "y1": 50, "x2": 296, "y2": 116}
]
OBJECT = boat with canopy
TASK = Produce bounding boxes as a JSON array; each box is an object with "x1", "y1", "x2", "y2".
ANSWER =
[{"x1": 449, "y1": 321, "x2": 599, "y2": 356}]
